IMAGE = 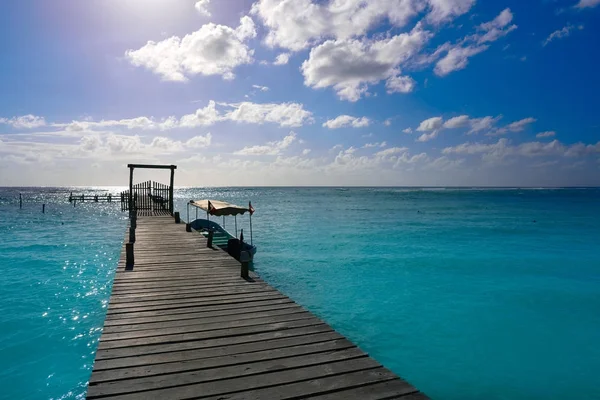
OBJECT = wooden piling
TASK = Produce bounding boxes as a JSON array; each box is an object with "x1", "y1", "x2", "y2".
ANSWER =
[
  {"x1": 129, "y1": 227, "x2": 136, "y2": 243},
  {"x1": 240, "y1": 251, "x2": 250, "y2": 279},
  {"x1": 42, "y1": 204, "x2": 45, "y2": 214},
  {"x1": 207, "y1": 230, "x2": 214, "y2": 248},
  {"x1": 125, "y1": 243, "x2": 134, "y2": 269},
  {"x1": 19, "y1": 193, "x2": 22, "y2": 209},
  {"x1": 174, "y1": 211, "x2": 180, "y2": 224}
]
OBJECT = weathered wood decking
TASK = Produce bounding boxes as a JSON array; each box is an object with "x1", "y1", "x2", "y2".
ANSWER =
[{"x1": 87, "y1": 215, "x2": 429, "y2": 400}]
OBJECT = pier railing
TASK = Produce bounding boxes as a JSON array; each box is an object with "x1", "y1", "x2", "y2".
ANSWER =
[{"x1": 120, "y1": 180, "x2": 173, "y2": 214}]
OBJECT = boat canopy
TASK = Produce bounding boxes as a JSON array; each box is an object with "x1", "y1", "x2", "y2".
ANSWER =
[{"x1": 189, "y1": 199, "x2": 250, "y2": 216}]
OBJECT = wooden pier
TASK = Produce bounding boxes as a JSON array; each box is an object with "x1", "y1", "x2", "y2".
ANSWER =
[{"x1": 86, "y1": 214, "x2": 430, "y2": 400}]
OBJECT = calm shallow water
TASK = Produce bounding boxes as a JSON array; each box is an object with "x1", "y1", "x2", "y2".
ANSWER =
[{"x1": 1, "y1": 187, "x2": 599, "y2": 399}]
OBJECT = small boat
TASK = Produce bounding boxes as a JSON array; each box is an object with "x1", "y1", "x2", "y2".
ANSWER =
[{"x1": 187, "y1": 199, "x2": 256, "y2": 261}]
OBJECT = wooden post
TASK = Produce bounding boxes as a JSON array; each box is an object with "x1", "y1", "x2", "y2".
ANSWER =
[
  {"x1": 42, "y1": 204, "x2": 45, "y2": 214},
  {"x1": 169, "y1": 166, "x2": 175, "y2": 216},
  {"x1": 174, "y1": 211, "x2": 180, "y2": 223},
  {"x1": 207, "y1": 230, "x2": 214, "y2": 248},
  {"x1": 240, "y1": 251, "x2": 250, "y2": 279},
  {"x1": 129, "y1": 226, "x2": 135, "y2": 243},
  {"x1": 186, "y1": 223, "x2": 192, "y2": 232},
  {"x1": 69, "y1": 192, "x2": 72, "y2": 202},
  {"x1": 19, "y1": 193, "x2": 22, "y2": 209},
  {"x1": 125, "y1": 243, "x2": 134, "y2": 270},
  {"x1": 129, "y1": 166, "x2": 134, "y2": 212}
]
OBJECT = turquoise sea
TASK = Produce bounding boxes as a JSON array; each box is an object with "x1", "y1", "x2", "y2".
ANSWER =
[{"x1": 1, "y1": 187, "x2": 599, "y2": 400}]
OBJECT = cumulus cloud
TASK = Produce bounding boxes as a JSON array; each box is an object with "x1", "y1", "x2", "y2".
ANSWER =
[
  {"x1": 443, "y1": 115, "x2": 470, "y2": 129},
  {"x1": 323, "y1": 115, "x2": 371, "y2": 129},
  {"x1": 476, "y1": 8, "x2": 518, "y2": 44},
  {"x1": 252, "y1": 84, "x2": 269, "y2": 91},
  {"x1": 301, "y1": 23, "x2": 432, "y2": 101},
  {"x1": 417, "y1": 116, "x2": 443, "y2": 131},
  {"x1": 223, "y1": 102, "x2": 314, "y2": 127},
  {"x1": 0, "y1": 115, "x2": 46, "y2": 129},
  {"x1": 194, "y1": 0, "x2": 211, "y2": 16},
  {"x1": 251, "y1": 0, "x2": 428, "y2": 52},
  {"x1": 273, "y1": 53, "x2": 290, "y2": 65},
  {"x1": 234, "y1": 132, "x2": 297, "y2": 155},
  {"x1": 125, "y1": 16, "x2": 256, "y2": 81},
  {"x1": 403, "y1": 127, "x2": 413, "y2": 134},
  {"x1": 543, "y1": 24, "x2": 584, "y2": 46},
  {"x1": 386, "y1": 75, "x2": 416, "y2": 94}
]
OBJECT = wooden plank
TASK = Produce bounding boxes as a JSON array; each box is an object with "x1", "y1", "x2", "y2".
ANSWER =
[
  {"x1": 93, "y1": 331, "x2": 343, "y2": 370},
  {"x1": 87, "y1": 355, "x2": 378, "y2": 399},
  {"x1": 102, "y1": 308, "x2": 309, "y2": 334},
  {"x1": 90, "y1": 339, "x2": 358, "y2": 385},
  {"x1": 96, "y1": 318, "x2": 327, "y2": 350},
  {"x1": 307, "y1": 380, "x2": 422, "y2": 400},
  {"x1": 95, "y1": 324, "x2": 333, "y2": 360}
]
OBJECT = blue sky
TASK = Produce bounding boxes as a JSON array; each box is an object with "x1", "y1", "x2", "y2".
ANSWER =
[{"x1": 0, "y1": 0, "x2": 599, "y2": 186}]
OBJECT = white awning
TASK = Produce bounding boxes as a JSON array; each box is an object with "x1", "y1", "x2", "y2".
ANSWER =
[{"x1": 189, "y1": 199, "x2": 250, "y2": 216}]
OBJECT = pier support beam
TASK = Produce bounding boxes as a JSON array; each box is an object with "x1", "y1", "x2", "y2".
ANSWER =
[
  {"x1": 240, "y1": 251, "x2": 250, "y2": 279},
  {"x1": 129, "y1": 227, "x2": 136, "y2": 243},
  {"x1": 125, "y1": 243, "x2": 134, "y2": 270},
  {"x1": 186, "y1": 223, "x2": 192, "y2": 232},
  {"x1": 207, "y1": 230, "x2": 214, "y2": 248},
  {"x1": 174, "y1": 211, "x2": 180, "y2": 223}
]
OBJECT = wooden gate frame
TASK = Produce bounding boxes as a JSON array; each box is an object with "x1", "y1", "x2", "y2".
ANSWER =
[{"x1": 128, "y1": 164, "x2": 177, "y2": 215}]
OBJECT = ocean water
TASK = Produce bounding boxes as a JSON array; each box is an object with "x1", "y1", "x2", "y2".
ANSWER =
[{"x1": 1, "y1": 187, "x2": 599, "y2": 399}]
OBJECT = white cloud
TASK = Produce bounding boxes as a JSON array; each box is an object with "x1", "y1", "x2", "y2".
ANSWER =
[
  {"x1": 543, "y1": 24, "x2": 584, "y2": 46},
  {"x1": 386, "y1": 74, "x2": 416, "y2": 94},
  {"x1": 323, "y1": 115, "x2": 371, "y2": 129},
  {"x1": 468, "y1": 116, "x2": 500, "y2": 134},
  {"x1": 384, "y1": 119, "x2": 392, "y2": 127},
  {"x1": 443, "y1": 115, "x2": 470, "y2": 129},
  {"x1": 125, "y1": 16, "x2": 256, "y2": 81},
  {"x1": 178, "y1": 100, "x2": 313, "y2": 128},
  {"x1": 302, "y1": 149, "x2": 311, "y2": 155},
  {"x1": 504, "y1": 117, "x2": 537, "y2": 132},
  {"x1": 403, "y1": 127, "x2": 413, "y2": 134},
  {"x1": 442, "y1": 138, "x2": 600, "y2": 160},
  {"x1": 489, "y1": 117, "x2": 537, "y2": 135},
  {"x1": 426, "y1": 0, "x2": 476, "y2": 25},
  {"x1": 252, "y1": 84, "x2": 269, "y2": 91},
  {"x1": 429, "y1": 9, "x2": 516, "y2": 77},
  {"x1": 363, "y1": 141, "x2": 387, "y2": 148},
  {"x1": 273, "y1": 53, "x2": 290, "y2": 65},
  {"x1": 434, "y1": 44, "x2": 488, "y2": 76},
  {"x1": 223, "y1": 102, "x2": 314, "y2": 127},
  {"x1": 0, "y1": 115, "x2": 46, "y2": 129},
  {"x1": 194, "y1": 0, "x2": 211, "y2": 16},
  {"x1": 234, "y1": 132, "x2": 297, "y2": 155},
  {"x1": 179, "y1": 100, "x2": 222, "y2": 127},
  {"x1": 417, "y1": 116, "x2": 443, "y2": 131},
  {"x1": 375, "y1": 146, "x2": 409, "y2": 158},
  {"x1": 536, "y1": 131, "x2": 556, "y2": 138},
  {"x1": 301, "y1": 23, "x2": 432, "y2": 101},
  {"x1": 417, "y1": 131, "x2": 440, "y2": 142},
  {"x1": 575, "y1": 0, "x2": 600, "y2": 8},
  {"x1": 251, "y1": 0, "x2": 426, "y2": 52},
  {"x1": 476, "y1": 8, "x2": 518, "y2": 44},
  {"x1": 186, "y1": 133, "x2": 213, "y2": 148}
]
